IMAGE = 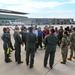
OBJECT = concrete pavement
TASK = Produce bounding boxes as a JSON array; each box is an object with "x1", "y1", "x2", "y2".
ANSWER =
[{"x1": 0, "y1": 40, "x2": 75, "y2": 75}]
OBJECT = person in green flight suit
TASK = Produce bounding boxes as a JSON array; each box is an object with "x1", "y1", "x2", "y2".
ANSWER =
[
  {"x1": 43, "y1": 29, "x2": 58, "y2": 69},
  {"x1": 2, "y1": 28, "x2": 12, "y2": 63},
  {"x1": 25, "y1": 27, "x2": 37, "y2": 68},
  {"x1": 13, "y1": 27, "x2": 23, "y2": 64}
]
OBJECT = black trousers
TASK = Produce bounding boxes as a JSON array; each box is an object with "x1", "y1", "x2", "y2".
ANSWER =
[
  {"x1": 26, "y1": 48, "x2": 35, "y2": 66},
  {"x1": 44, "y1": 50, "x2": 55, "y2": 66},
  {"x1": 3, "y1": 43, "x2": 10, "y2": 62},
  {"x1": 35, "y1": 43, "x2": 38, "y2": 52},
  {"x1": 15, "y1": 45, "x2": 21, "y2": 63},
  {"x1": 37, "y1": 37, "x2": 42, "y2": 49},
  {"x1": 4, "y1": 50, "x2": 9, "y2": 62}
]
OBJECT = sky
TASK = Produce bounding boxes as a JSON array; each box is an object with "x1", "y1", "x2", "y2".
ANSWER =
[{"x1": 0, "y1": 0, "x2": 75, "y2": 20}]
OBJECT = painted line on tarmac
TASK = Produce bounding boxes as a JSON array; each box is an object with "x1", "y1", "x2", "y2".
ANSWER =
[{"x1": 44, "y1": 58, "x2": 61, "y2": 75}]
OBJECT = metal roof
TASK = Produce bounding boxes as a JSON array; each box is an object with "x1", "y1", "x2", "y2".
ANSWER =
[{"x1": 0, "y1": 9, "x2": 29, "y2": 15}]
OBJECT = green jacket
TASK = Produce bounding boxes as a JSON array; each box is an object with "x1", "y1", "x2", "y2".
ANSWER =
[
  {"x1": 43, "y1": 34, "x2": 58, "y2": 45},
  {"x1": 43, "y1": 33, "x2": 58, "y2": 52}
]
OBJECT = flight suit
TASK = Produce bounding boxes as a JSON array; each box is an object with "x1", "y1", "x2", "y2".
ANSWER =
[
  {"x1": 25, "y1": 32, "x2": 37, "y2": 68},
  {"x1": 13, "y1": 32, "x2": 23, "y2": 63},
  {"x1": 2, "y1": 32, "x2": 11, "y2": 62},
  {"x1": 43, "y1": 33, "x2": 58, "y2": 68}
]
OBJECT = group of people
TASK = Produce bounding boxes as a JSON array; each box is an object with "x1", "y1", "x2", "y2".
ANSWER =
[{"x1": 1, "y1": 25, "x2": 75, "y2": 69}]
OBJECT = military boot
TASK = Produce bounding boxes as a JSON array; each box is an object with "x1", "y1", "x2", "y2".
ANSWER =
[
  {"x1": 67, "y1": 57, "x2": 72, "y2": 61},
  {"x1": 73, "y1": 56, "x2": 75, "y2": 59},
  {"x1": 67, "y1": 58, "x2": 72, "y2": 61},
  {"x1": 60, "y1": 61, "x2": 66, "y2": 64}
]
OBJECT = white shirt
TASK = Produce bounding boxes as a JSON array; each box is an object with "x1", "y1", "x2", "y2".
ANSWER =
[{"x1": 33, "y1": 30, "x2": 38, "y2": 37}]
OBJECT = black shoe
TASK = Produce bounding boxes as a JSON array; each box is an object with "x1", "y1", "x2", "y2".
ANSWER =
[
  {"x1": 15, "y1": 60, "x2": 17, "y2": 62},
  {"x1": 8, "y1": 58, "x2": 12, "y2": 62},
  {"x1": 30, "y1": 65, "x2": 34, "y2": 68},
  {"x1": 18, "y1": 61, "x2": 23, "y2": 64},
  {"x1": 44, "y1": 64, "x2": 47, "y2": 68},
  {"x1": 60, "y1": 61, "x2": 66, "y2": 64},
  {"x1": 9, "y1": 59, "x2": 12, "y2": 62},
  {"x1": 26, "y1": 62, "x2": 29, "y2": 66},
  {"x1": 73, "y1": 57, "x2": 75, "y2": 59},
  {"x1": 67, "y1": 58, "x2": 72, "y2": 61},
  {"x1": 5, "y1": 60, "x2": 12, "y2": 63},
  {"x1": 5, "y1": 61, "x2": 10, "y2": 63},
  {"x1": 50, "y1": 65, "x2": 53, "y2": 69}
]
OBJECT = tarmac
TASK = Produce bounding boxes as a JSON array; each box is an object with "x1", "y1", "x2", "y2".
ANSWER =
[{"x1": 0, "y1": 26, "x2": 75, "y2": 75}]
